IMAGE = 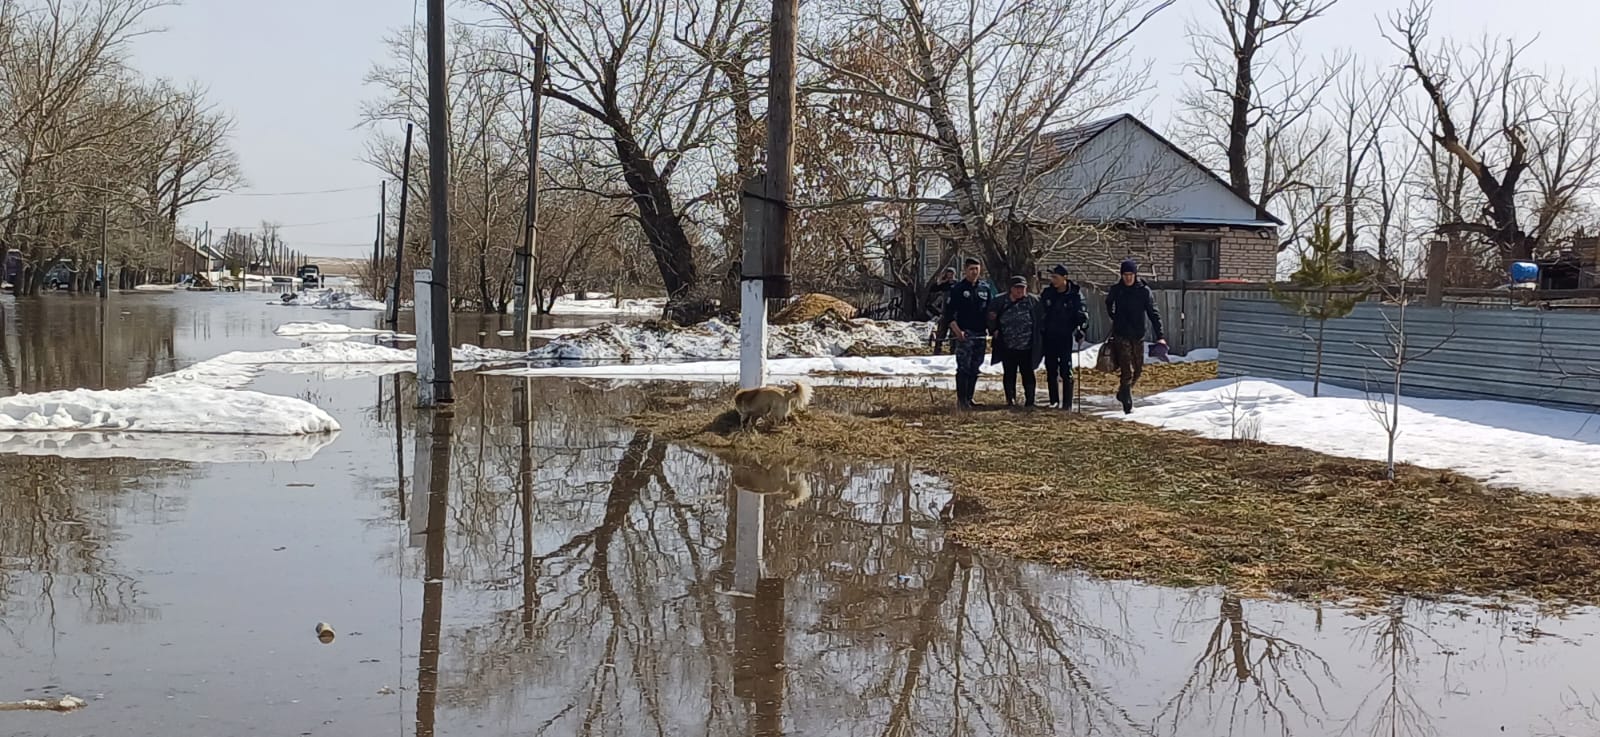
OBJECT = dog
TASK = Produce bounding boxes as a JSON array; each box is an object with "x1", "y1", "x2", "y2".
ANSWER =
[{"x1": 732, "y1": 381, "x2": 813, "y2": 432}]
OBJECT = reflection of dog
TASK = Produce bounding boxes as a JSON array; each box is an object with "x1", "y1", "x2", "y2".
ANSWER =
[
  {"x1": 733, "y1": 382, "x2": 814, "y2": 431},
  {"x1": 730, "y1": 461, "x2": 813, "y2": 508}
]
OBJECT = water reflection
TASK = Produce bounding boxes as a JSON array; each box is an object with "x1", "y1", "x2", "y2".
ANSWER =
[
  {"x1": 0, "y1": 295, "x2": 180, "y2": 395},
  {"x1": 413, "y1": 408, "x2": 452, "y2": 737}
]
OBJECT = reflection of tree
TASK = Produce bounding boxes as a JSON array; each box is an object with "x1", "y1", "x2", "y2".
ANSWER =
[
  {"x1": 0, "y1": 297, "x2": 178, "y2": 394},
  {"x1": 1342, "y1": 604, "x2": 1435, "y2": 737},
  {"x1": 1162, "y1": 593, "x2": 1334, "y2": 736}
]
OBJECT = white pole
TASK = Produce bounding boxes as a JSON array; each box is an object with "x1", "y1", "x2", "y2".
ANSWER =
[
  {"x1": 739, "y1": 280, "x2": 767, "y2": 389},
  {"x1": 732, "y1": 488, "x2": 765, "y2": 595},
  {"x1": 415, "y1": 269, "x2": 443, "y2": 406}
]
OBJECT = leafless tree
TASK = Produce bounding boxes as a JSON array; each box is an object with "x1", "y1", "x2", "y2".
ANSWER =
[
  {"x1": 1389, "y1": 2, "x2": 1600, "y2": 271},
  {"x1": 1179, "y1": 0, "x2": 1339, "y2": 243},
  {"x1": 802, "y1": 0, "x2": 1175, "y2": 285},
  {"x1": 477, "y1": 0, "x2": 764, "y2": 307}
]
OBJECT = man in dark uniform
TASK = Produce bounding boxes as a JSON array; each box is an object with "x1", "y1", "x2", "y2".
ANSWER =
[
  {"x1": 1038, "y1": 264, "x2": 1088, "y2": 409},
  {"x1": 1104, "y1": 259, "x2": 1165, "y2": 414},
  {"x1": 940, "y1": 258, "x2": 995, "y2": 409}
]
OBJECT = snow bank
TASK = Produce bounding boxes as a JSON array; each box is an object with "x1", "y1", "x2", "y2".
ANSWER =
[
  {"x1": 1118, "y1": 378, "x2": 1600, "y2": 497},
  {"x1": 498, "y1": 327, "x2": 582, "y2": 339},
  {"x1": 547, "y1": 294, "x2": 665, "y2": 317},
  {"x1": 152, "y1": 341, "x2": 524, "y2": 390},
  {"x1": 269, "y1": 289, "x2": 386, "y2": 311},
  {"x1": 532, "y1": 317, "x2": 930, "y2": 362},
  {"x1": 0, "y1": 386, "x2": 339, "y2": 436},
  {"x1": 0, "y1": 429, "x2": 338, "y2": 463},
  {"x1": 275, "y1": 322, "x2": 400, "y2": 339}
]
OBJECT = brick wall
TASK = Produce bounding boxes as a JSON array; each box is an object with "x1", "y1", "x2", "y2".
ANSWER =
[{"x1": 917, "y1": 222, "x2": 1280, "y2": 284}]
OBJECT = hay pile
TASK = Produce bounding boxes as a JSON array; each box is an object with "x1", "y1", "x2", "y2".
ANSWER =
[{"x1": 773, "y1": 293, "x2": 857, "y2": 325}]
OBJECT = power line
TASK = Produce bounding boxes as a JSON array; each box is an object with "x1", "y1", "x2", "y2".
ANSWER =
[
  {"x1": 217, "y1": 185, "x2": 381, "y2": 198},
  {"x1": 205, "y1": 213, "x2": 380, "y2": 230}
]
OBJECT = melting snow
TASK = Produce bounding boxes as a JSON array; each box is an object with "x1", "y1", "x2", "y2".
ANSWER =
[
  {"x1": 1117, "y1": 377, "x2": 1600, "y2": 498},
  {"x1": 0, "y1": 386, "x2": 340, "y2": 436}
]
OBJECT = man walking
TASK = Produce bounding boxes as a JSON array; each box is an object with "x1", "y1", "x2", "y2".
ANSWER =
[
  {"x1": 926, "y1": 267, "x2": 957, "y2": 354},
  {"x1": 940, "y1": 258, "x2": 995, "y2": 409},
  {"x1": 1104, "y1": 259, "x2": 1165, "y2": 414},
  {"x1": 987, "y1": 275, "x2": 1043, "y2": 407},
  {"x1": 1038, "y1": 265, "x2": 1088, "y2": 409}
]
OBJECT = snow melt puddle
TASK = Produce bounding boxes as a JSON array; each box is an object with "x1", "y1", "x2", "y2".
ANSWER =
[{"x1": 1117, "y1": 377, "x2": 1600, "y2": 498}]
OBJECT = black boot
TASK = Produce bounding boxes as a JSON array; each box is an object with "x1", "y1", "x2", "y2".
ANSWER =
[
  {"x1": 1117, "y1": 384, "x2": 1133, "y2": 414},
  {"x1": 1062, "y1": 379, "x2": 1074, "y2": 410}
]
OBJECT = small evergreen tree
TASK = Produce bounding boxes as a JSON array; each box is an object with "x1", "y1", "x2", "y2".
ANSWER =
[{"x1": 1272, "y1": 209, "x2": 1369, "y2": 396}]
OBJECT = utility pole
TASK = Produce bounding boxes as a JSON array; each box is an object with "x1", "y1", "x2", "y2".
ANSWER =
[
  {"x1": 417, "y1": 0, "x2": 454, "y2": 406},
  {"x1": 375, "y1": 180, "x2": 388, "y2": 298},
  {"x1": 738, "y1": 0, "x2": 797, "y2": 389},
  {"x1": 391, "y1": 123, "x2": 415, "y2": 328},
  {"x1": 511, "y1": 34, "x2": 546, "y2": 351},
  {"x1": 98, "y1": 203, "x2": 109, "y2": 298}
]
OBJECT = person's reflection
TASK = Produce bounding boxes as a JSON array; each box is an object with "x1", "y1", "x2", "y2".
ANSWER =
[
  {"x1": 725, "y1": 454, "x2": 805, "y2": 737},
  {"x1": 413, "y1": 409, "x2": 452, "y2": 737}
]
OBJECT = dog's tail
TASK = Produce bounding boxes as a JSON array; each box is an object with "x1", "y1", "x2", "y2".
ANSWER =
[{"x1": 789, "y1": 381, "x2": 814, "y2": 411}]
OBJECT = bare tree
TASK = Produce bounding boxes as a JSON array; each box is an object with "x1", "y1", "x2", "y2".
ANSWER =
[
  {"x1": 1179, "y1": 0, "x2": 1338, "y2": 239},
  {"x1": 1389, "y1": 2, "x2": 1600, "y2": 270},
  {"x1": 478, "y1": 0, "x2": 763, "y2": 308},
  {"x1": 803, "y1": 0, "x2": 1175, "y2": 285}
]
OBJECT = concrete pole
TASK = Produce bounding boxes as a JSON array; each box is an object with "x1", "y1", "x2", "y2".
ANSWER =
[
  {"x1": 738, "y1": 0, "x2": 798, "y2": 389},
  {"x1": 419, "y1": 0, "x2": 454, "y2": 405},
  {"x1": 511, "y1": 35, "x2": 545, "y2": 351}
]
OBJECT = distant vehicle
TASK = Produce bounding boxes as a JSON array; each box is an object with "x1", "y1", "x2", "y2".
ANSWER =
[
  {"x1": 297, "y1": 264, "x2": 322, "y2": 287},
  {"x1": 2, "y1": 249, "x2": 20, "y2": 288},
  {"x1": 44, "y1": 262, "x2": 76, "y2": 290}
]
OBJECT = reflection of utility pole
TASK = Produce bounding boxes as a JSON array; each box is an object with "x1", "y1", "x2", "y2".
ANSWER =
[
  {"x1": 394, "y1": 373, "x2": 407, "y2": 521},
  {"x1": 727, "y1": 473, "x2": 788, "y2": 736},
  {"x1": 515, "y1": 377, "x2": 536, "y2": 638},
  {"x1": 413, "y1": 408, "x2": 452, "y2": 737}
]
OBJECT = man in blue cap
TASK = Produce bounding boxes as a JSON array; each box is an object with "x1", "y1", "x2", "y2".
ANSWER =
[
  {"x1": 940, "y1": 258, "x2": 995, "y2": 409},
  {"x1": 1038, "y1": 264, "x2": 1088, "y2": 409},
  {"x1": 1104, "y1": 259, "x2": 1165, "y2": 413}
]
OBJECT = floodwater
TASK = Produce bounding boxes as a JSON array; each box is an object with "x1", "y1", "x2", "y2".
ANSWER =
[{"x1": 2, "y1": 292, "x2": 1599, "y2": 737}]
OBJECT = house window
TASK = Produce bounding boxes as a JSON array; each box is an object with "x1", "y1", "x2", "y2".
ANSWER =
[{"x1": 1174, "y1": 238, "x2": 1219, "y2": 281}]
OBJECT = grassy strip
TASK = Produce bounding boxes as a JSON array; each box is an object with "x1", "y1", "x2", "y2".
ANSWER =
[{"x1": 633, "y1": 384, "x2": 1600, "y2": 605}]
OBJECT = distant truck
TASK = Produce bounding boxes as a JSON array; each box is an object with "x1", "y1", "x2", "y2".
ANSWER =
[{"x1": 297, "y1": 264, "x2": 322, "y2": 288}]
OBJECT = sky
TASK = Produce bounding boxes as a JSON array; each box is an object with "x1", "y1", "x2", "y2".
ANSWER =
[{"x1": 129, "y1": 0, "x2": 1600, "y2": 259}]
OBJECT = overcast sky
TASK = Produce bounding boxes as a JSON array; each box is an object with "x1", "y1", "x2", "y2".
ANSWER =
[{"x1": 130, "y1": 0, "x2": 1600, "y2": 259}]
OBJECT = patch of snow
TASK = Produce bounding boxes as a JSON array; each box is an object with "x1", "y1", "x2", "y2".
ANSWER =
[
  {"x1": 497, "y1": 327, "x2": 582, "y2": 339},
  {"x1": 132, "y1": 283, "x2": 178, "y2": 292},
  {"x1": 151, "y1": 341, "x2": 523, "y2": 391},
  {"x1": 547, "y1": 294, "x2": 666, "y2": 317},
  {"x1": 275, "y1": 321, "x2": 397, "y2": 338},
  {"x1": 269, "y1": 289, "x2": 387, "y2": 311},
  {"x1": 532, "y1": 317, "x2": 931, "y2": 362},
  {"x1": 0, "y1": 386, "x2": 340, "y2": 436},
  {"x1": 1117, "y1": 377, "x2": 1600, "y2": 498},
  {"x1": 0, "y1": 429, "x2": 338, "y2": 463}
]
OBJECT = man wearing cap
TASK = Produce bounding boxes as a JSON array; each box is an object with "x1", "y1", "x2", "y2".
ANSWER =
[
  {"x1": 985, "y1": 275, "x2": 1044, "y2": 407},
  {"x1": 940, "y1": 258, "x2": 995, "y2": 409},
  {"x1": 1038, "y1": 265, "x2": 1089, "y2": 409},
  {"x1": 1104, "y1": 259, "x2": 1165, "y2": 413}
]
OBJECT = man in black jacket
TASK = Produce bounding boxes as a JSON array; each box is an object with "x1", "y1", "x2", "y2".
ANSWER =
[
  {"x1": 940, "y1": 258, "x2": 995, "y2": 409},
  {"x1": 1038, "y1": 265, "x2": 1088, "y2": 409},
  {"x1": 1104, "y1": 259, "x2": 1165, "y2": 414}
]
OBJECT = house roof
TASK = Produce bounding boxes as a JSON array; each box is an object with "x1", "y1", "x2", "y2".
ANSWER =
[{"x1": 915, "y1": 113, "x2": 1283, "y2": 228}]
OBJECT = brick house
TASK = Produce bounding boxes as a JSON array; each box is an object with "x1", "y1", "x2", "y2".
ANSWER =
[{"x1": 911, "y1": 114, "x2": 1281, "y2": 284}]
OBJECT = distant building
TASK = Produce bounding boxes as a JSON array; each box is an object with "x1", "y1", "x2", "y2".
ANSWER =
[{"x1": 911, "y1": 113, "x2": 1281, "y2": 284}]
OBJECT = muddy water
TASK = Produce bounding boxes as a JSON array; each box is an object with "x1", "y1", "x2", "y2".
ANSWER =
[{"x1": 2, "y1": 292, "x2": 1599, "y2": 737}]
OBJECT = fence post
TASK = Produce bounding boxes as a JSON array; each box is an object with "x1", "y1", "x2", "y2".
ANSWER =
[{"x1": 1425, "y1": 240, "x2": 1448, "y2": 307}]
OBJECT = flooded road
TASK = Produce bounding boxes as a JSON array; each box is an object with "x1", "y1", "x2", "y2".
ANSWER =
[{"x1": 2, "y1": 291, "x2": 1599, "y2": 736}]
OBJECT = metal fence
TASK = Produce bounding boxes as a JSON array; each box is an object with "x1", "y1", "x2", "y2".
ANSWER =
[
  {"x1": 1077, "y1": 282, "x2": 1600, "y2": 354},
  {"x1": 1216, "y1": 298, "x2": 1600, "y2": 411}
]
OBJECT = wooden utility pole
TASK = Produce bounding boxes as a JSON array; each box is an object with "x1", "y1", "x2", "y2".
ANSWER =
[
  {"x1": 375, "y1": 180, "x2": 388, "y2": 296},
  {"x1": 417, "y1": 0, "x2": 454, "y2": 405},
  {"x1": 391, "y1": 123, "x2": 415, "y2": 328},
  {"x1": 738, "y1": 0, "x2": 798, "y2": 389},
  {"x1": 511, "y1": 34, "x2": 546, "y2": 351},
  {"x1": 98, "y1": 204, "x2": 109, "y2": 298}
]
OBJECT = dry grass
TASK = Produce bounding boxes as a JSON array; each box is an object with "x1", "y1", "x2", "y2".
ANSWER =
[{"x1": 633, "y1": 385, "x2": 1600, "y2": 605}]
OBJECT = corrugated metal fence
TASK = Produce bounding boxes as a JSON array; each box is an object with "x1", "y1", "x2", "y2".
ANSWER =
[{"x1": 1216, "y1": 299, "x2": 1600, "y2": 411}]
